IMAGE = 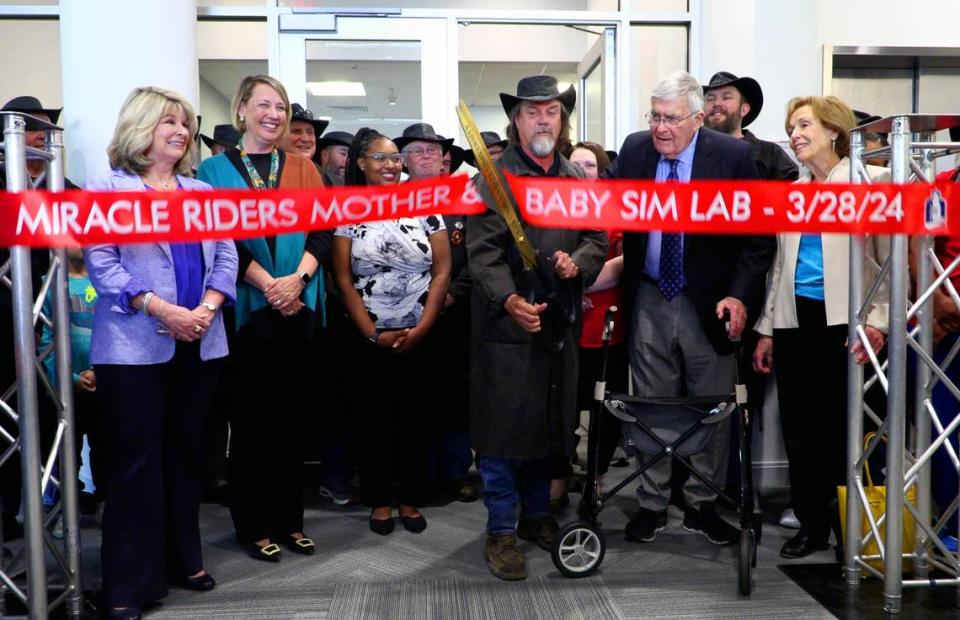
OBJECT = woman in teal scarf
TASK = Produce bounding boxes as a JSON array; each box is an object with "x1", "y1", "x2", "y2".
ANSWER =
[{"x1": 197, "y1": 75, "x2": 329, "y2": 563}]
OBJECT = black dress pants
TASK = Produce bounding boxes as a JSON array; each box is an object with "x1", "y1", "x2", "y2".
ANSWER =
[
  {"x1": 773, "y1": 296, "x2": 848, "y2": 543},
  {"x1": 357, "y1": 335, "x2": 430, "y2": 508},
  {"x1": 228, "y1": 326, "x2": 312, "y2": 544},
  {"x1": 96, "y1": 341, "x2": 220, "y2": 609}
]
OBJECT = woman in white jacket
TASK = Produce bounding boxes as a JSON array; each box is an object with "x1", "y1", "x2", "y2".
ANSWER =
[{"x1": 753, "y1": 95, "x2": 888, "y2": 560}]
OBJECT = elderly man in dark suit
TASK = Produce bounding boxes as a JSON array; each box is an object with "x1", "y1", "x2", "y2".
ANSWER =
[{"x1": 605, "y1": 70, "x2": 775, "y2": 546}]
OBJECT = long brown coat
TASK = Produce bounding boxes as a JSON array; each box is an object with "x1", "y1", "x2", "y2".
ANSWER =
[{"x1": 467, "y1": 145, "x2": 607, "y2": 460}]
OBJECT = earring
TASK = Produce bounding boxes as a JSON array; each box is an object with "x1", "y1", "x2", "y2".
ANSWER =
[
  {"x1": 239, "y1": 115, "x2": 245, "y2": 123},
  {"x1": 831, "y1": 137, "x2": 836, "y2": 151}
]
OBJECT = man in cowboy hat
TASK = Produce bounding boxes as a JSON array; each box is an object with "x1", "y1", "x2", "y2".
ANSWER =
[
  {"x1": 282, "y1": 103, "x2": 329, "y2": 163},
  {"x1": 606, "y1": 70, "x2": 775, "y2": 547},
  {"x1": 702, "y1": 71, "x2": 796, "y2": 526},
  {"x1": 393, "y1": 122, "x2": 452, "y2": 180},
  {"x1": 199, "y1": 124, "x2": 241, "y2": 158},
  {"x1": 0, "y1": 96, "x2": 77, "y2": 190},
  {"x1": 467, "y1": 75, "x2": 607, "y2": 580},
  {"x1": 463, "y1": 131, "x2": 508, "y2": 168},
  {"x1": 440, "y1": 140, "x2": 466, "y2": 176},
  {"x1": 315, "y1": 130, "x2": 353, "y2": 186},
  {"x1": 702, "y1": 71, "x2": 797, "y2": 181},
  {"x1": 392, "y1": 122, "x2": 480, "y2": 504},
  {"x1": 0, "y1": 95, "x2": 73, "y2": 540}
]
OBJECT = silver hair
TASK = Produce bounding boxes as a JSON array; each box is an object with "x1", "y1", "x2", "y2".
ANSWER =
[{"x1": 650, "y1": 70, "x2": 704, "y2": 114}]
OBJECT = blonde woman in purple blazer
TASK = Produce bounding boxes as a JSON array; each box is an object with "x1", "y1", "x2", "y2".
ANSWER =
[{"x1": 83, "y1": 87, "x2": 237, "y2": 620}]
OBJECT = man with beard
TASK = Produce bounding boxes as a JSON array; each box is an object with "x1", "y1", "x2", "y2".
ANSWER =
[
  {"x1": 467, "y1": 76, "x2": 607, "y2": 580},
  {"x1": 702, "y1": 72, "x2": 797, "y2": 181},
  {"x1": 605, "y1": 71, "x2": 775, "y2": 546},
  {"x1": 702, "y1": 71, "x2": 797, "y2": 528},
  {"x1": 393, "y1": 123, "x2": 480, "y2": 503},
  {"x1": 315, "y1": 130, "x2": 353, "y2": 186}
]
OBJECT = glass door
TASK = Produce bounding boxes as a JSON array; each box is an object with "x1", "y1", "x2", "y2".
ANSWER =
[
  {"x1": 276, "y1": 16, "x2": 452, "y2": 141},
  {"x1": 578, "y1": 27, "x2": 616, "y2": 148}
]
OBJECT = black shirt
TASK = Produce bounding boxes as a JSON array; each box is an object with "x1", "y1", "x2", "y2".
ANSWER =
[{"x1": 223, "y1": 149, "x2": 330, "y2": 276}]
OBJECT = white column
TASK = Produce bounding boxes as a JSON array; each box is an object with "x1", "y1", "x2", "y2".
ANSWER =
[{"x1": 59, "y1": 0, "x2": 198, "y2": 185}]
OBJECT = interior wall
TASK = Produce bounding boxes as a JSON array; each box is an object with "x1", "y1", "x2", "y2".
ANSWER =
[
  {"x1": 0, "y1": 19, "x2": 62, "y2": 109},
  {"x1": 198, "y1": 75, "x2": 232, "y2": 158}
]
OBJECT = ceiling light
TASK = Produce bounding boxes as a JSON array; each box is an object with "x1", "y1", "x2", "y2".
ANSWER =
[{"x1": 306, "y1": 81, "x2": 366, "y2": 97}]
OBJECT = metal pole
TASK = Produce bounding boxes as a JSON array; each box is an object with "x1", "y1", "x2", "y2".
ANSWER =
[
  {"x1": 912, "y1": 136, "x2": 936, "y2": 578},
  {"x1": 4, "y1": 112, "x2": 50, "y2": 619},
  {"x1": 882, "y1": 115, "x2": 912, "y2": 615},
  {"x1": 845, "y1": 129, "x2": 867, "y2": 584},
  {"x1": 46, "y1": 126, "x2": 84, "y2": 618}
]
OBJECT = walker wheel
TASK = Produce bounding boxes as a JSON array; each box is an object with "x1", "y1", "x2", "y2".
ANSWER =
[
  {"x1": 552, "y1": 521, "x2": 606, "y2": 578},
  {"x1": 738, "y1": 528, "x2": 754, "y2": 596}
]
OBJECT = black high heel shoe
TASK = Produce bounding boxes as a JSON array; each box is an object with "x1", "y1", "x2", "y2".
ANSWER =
[
  {"x1": 369, "y1": 513, "x2": 395, "y2": 536},
  {"x1": 400, "y1": 513, "x2": 427, "y2": 533},
  {"x1": 285, "y1": 534, "x2": 316, "y2": 555},
  {"x1": 184, "y1": 571, "x2": 216, "y2": 591},
  {"x1": 246, "y1": 541, "x2": 282, "y2": 562}
]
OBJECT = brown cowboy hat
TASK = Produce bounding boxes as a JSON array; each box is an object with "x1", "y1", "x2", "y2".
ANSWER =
[
  {"x1": 499, "y1": 75, "x2": 576, "y2": 116},
  {"x1": 702, "y1": 72, "x2": 763, "y2": 128}
]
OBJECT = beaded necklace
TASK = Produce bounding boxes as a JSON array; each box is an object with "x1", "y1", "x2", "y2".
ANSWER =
[{"x1": 239, "y1": 144, "x2": 279, "y2": 190}]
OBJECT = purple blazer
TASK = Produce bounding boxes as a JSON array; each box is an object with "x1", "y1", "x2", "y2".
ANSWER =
[{"x1": 83, "y1": 169, "x2": 238, "y2": 365}]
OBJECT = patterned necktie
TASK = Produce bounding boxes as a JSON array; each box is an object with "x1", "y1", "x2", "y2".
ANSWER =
[{"x1": 658, "y1": 159, "x2": 684, "y2": 301}]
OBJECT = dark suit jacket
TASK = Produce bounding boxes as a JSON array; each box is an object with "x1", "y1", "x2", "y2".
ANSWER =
[{"x1": 605, "y1": 126, "x2": 776, "y2": 355}]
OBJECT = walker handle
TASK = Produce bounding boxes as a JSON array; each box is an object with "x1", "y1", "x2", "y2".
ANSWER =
[{"x1": 602, "y1": 306, "x2": 618, "y2": 343}]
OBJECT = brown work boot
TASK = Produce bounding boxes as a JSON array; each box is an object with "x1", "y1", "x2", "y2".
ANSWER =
[
  {"x1": 517, "y1": 515, "x2": 559, "y2": 551},
  {"x1": 484, "y1": 534, "x2": 527, "y2": 581}
]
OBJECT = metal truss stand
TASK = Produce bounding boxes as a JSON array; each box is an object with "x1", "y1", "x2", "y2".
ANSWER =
[
  {"x1": 1, "y1": 111, "x2": 83, "y2": 619},
  {"x1": 845, "y1": 113, "x2": 960, "y2": 614}
]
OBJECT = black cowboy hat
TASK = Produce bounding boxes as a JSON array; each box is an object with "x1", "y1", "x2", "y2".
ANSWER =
[
  {"x1": 500, "y1": 75, "x2": 576, "y2": 116},
  {"x1": 853, "y1": 110, "x2": 883, "y2": 127},
  {"x1": 200, "y1": 124, "x2": 242, "y2": 151},
  {"x1": 463, "y1": 131, "x2": 509, "y2": 168},
  {"x1": 853, "y1": 110, "x2": 889, "y2": 144},
  {"x1": 316, "y1": 130, "x2": 354, "y2": 150},
  {"x1": 444, "y1": 140, "x2": 466, "y2": 174},
  {"x1": 2, "y1": 96, "x2": 62, "y2": 130},
  {"x1": 702, "y1": 71, "x2": 763, "y2": 128},
  {"x1": 290, "y1": 103, "x2": 329, "y2": 136},
  {"x1": 393, "y1": 123, "x2": 454, "y2": 151}
]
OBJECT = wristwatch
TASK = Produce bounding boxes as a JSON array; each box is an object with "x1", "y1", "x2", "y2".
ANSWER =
[
  {"x1": 367, "y1": 330, "x2": 380, "y2": 345},
  {"x1": 299, "y1": 271, "x2": 312, "y2": 286},
  {"x1": 200, "y1": 301, "x2": 219, "y2": 312}
]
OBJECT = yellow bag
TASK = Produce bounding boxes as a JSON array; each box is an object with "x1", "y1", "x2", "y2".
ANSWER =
[{"x1": 837, "y1": 432, "x2": 916, "y2": 572}]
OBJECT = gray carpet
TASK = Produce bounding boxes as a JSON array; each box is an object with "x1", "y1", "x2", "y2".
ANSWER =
[{"x1": 68, "y1": 474, "x2": 839, "y2": 619}]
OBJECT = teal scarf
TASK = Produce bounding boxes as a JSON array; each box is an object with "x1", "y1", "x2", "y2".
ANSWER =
[{"x1": 196, "y1": 154, "x2": 326, "y2": 330}]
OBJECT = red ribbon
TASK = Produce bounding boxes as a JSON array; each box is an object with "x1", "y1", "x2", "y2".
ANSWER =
[
  {"x1": 0, "y1": 173, "x2": 955, "y2": 247},
  {"x1": 508, "y1": 174, "x2": 957, "y2": 236}
]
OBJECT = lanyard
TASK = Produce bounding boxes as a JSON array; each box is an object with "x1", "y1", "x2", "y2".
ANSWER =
[{"x1": 239, "y1": 147, "x2": 279, "y2": 190}]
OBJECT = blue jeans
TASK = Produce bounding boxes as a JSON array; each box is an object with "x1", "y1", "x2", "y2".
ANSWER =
[{"x1": 478, "y1": 455, "x2": 550, "y2": 535}]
